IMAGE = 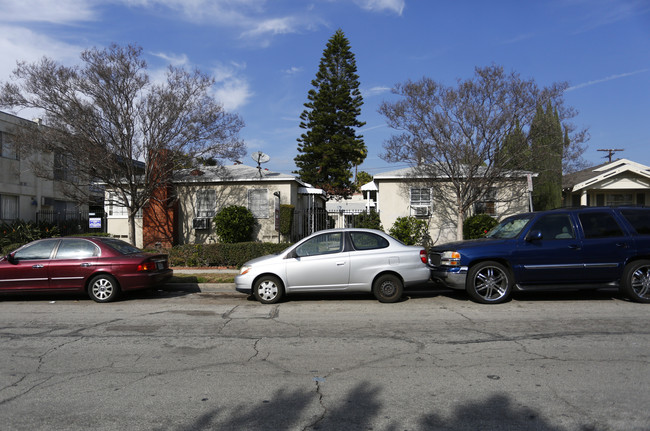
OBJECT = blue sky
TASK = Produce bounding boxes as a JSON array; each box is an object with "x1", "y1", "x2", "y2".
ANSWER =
[{"x1": 1, "y1": 0, "x2": 649, "y2": 175}]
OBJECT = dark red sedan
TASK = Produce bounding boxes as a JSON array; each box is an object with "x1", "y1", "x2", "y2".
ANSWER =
[{"x1": 0, "y1": 237, "x2": 173, "y2": 302}]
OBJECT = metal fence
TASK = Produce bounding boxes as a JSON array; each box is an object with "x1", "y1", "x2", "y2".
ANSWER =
[
  {"x1": 291, "y1": 209, "x2": 379, "y2": 241},
  {"x1": 36, "y1": 210, "x2": 105, "y2": 236}
]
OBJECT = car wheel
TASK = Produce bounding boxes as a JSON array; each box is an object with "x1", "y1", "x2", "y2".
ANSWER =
[
  {"x1": 466, "y1": 261, "x2": 512, "y2": 304},
  {"x1": 88, "y1": 274, "x2": 120, "y2": 303},
  {"x1": 253, "y1": 275, "x2": 284, "y2": 304},
  {"x1": 372, "y1": 274, "x2": 403, "y2": 303},
  {"x1": 621, "y1": 260, "x2": 650, "y2": 303}
]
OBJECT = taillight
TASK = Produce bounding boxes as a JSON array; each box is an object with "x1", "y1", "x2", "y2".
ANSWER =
[
  {"x1": 420, "y1": 249, "x2": 428, "y2": 264},
  {"x1": 137, "y1": 261, "x2": 155, "y2": 272}
]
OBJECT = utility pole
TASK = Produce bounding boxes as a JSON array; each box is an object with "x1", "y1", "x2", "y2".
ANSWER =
[{"x1": 597, "y1": 149, "x2": 624, "y2": 163}]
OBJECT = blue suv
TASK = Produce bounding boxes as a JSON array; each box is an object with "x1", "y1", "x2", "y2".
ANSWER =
[{"x1": 429, "y1": 207, "x2": 650, "y2": 304}]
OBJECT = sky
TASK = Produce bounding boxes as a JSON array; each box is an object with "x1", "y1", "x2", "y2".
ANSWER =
[{"x1": 1, "y1": 0, "x2": 649, "y2": 176}]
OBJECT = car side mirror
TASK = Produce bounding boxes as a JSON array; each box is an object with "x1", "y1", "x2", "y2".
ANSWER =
[
  {"x1": 7, "y1": 253, "x2": 17, "y2": 264},
  {"x1": 285, "y1": 249, "x2": 298, "y2": 259},
  {"x1": 526, "y1": 230, "x2": 543, "y2": 242}
]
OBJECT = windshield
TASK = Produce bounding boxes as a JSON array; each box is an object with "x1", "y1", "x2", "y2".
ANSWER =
[{"x1": 485, "y1": 215, "x2": 532, "y2": 239}]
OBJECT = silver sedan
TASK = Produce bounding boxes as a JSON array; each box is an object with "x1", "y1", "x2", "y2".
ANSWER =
[{"x1": 235, "y1": 228, "x2": 431, "y2": 304}]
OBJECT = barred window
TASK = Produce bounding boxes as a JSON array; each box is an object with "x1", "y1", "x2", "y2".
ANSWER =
[
  {"x1": 248, "y1": 189, "x2": 268, "y2": 218},
  {"x1": 196, "y1": 190, "x2": 216, "y2": 217},
  {"x1": 410, "y1": 188, "x2": 431, "y2": 206}
]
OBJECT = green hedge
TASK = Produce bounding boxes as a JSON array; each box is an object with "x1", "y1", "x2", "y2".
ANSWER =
[{"x1": 168, "y1": 242, "x2": 291, "y2": 268}]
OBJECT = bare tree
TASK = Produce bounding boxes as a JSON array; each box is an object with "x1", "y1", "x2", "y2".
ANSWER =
[
  {"x1": 0, "y1": 43, "x2": 245, "y2": 244},
  {"x1": 379, "y1": 65, "x2": 587, "y2": 240}
]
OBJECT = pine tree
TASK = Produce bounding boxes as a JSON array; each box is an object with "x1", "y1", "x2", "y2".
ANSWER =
[
  {"x1": 530, "y1": 102, "x2": 564, "y2": 210},
  {"x1": 499, "y1": 120, "x2": 530, "y2": 170},
  {"x1": 294, "y1": 29, "x2": 366, "y2": 198}
]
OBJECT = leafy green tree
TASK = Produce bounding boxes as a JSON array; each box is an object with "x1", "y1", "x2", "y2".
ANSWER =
[
  {"x1": 294, "y1": 29, "x2": 366, "y2": 198},
  {"x1": 353, "y1": 210, "x2": 383, "y2": 230},
  {"x1": 499, "y1": 120, "x2": 530, "y2": 170},
  {"x1": 213, "y1": 206, "x2": 255, "y2": 243},
  {"x1": 389, "y1": 216, "x2": 428, "y2": 246},
  {"x1": 463, "y1": 214, "x2": 498, "y2": 239},
  {"x1": 531, "y1": 102, "x2": 564, "y2": 210},
  {"x1": 355, "y1": 171, "x2": 373, "y2": 189}
]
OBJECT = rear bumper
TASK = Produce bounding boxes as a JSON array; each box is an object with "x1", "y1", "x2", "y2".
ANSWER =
[
  {"x1": 119, "y1": 268, "x2": 173, "y2": 291},
  {"x1": 430, "y1": 266, "x2": 468, "y2": 290}
]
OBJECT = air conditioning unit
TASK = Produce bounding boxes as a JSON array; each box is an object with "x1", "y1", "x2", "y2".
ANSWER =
[
  {"x1": 411, "y1": 206, "x2": 430, "y2": 218},
  {"x1": 192, "y1": 217, "x2": 211, "y2": 230}
]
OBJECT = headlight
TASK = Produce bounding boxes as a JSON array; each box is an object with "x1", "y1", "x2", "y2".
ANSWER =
[
  {"x1": 440, "y1": 251, "x2": 461, "y2": 266},
  {"x1": 239, "y1": 265, "x2": 252, "y2": 275}
]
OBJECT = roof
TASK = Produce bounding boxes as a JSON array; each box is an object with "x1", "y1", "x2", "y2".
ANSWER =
[
  {"x1": 562, "y1": 158, "x2": 650, "y2": 191},
  {"x1": 173, "y1": 163, "x2": 300, "y2": 184},
  {"x1": 373, "y1": 165, "x2": 535, "y2": 180}
]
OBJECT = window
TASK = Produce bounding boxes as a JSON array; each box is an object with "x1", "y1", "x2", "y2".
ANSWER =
[
  {"x1": 53, "y1": 151, "x2": 77, "y2": 183},
  {"x1": 248, "y1": 189, "x2": 268, "y2": 218},
  {"x1": 295, "y1": 232, "x2": 343, "y2": 257},
  {"x1": 621, "y1": 209, "x2": 650, "y2": 235},
  {"x1": 579, "y1": 212, "x2": 624, "y2": 238},
  {"x1": 196, "y1": 190, "x2": 216, "y2": 217},
  {"x1": 606, "y1": 193, "x2": 633, "y2": 206},
  {"x1": 0, "y1": 195, "x2": 18, "y2": 221},
  {"x1": 14, "y1": 240, "x2": 58, "y2": 261},
  {"x1": 410, "y1": 188, "x2": 431, "y2": 206},
  {"x1": 0, "y1": 131, "x2": 18, "y2": 160},
  {"x1": 350, "y1": 232, "x2": 389, "y2": 250},
  {"x1": 55, "y1": 239, "x2": 99, "y2": 259},
  {"x1": 106, "y1": 192, "x2": 141, "y2": 218},
  {"x1": 530, "y1": 214, "x2": 575, "y2": 240},
  {"x1": 475, "y1": 188, "x2": 497, "y2": 216}
]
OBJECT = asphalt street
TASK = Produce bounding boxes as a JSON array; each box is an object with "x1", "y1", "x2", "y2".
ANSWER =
[{"x1": 0, "y1": 284, "x2": 649, "y2": 431}]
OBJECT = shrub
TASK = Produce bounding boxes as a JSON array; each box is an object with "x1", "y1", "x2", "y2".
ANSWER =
[
  {"x1": 0, "y1": 220, "x2": 60, "y2": 249},
  {"x1": 168, "y1": 242, "x2": 291, "y2": 268},
  {"x1": 279, "y1": 204, "x2": 294, "y2": 237},
  {"x1": 389, "y1": 216, "x2": 428, "y2": 246},
  {"x1": 213, "y1": 205, "x2": 256, "y2": 243},
  {"x1": 353, "y1": 210, "x2": 383, "y2": 230},
  {"x1": 463, "y1": 214, "x2": 498, "y2": 239}
]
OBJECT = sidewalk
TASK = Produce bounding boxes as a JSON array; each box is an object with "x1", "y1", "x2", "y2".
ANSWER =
[{"x1": 165, "y1": 267, "x2": 240, "y2": 293}]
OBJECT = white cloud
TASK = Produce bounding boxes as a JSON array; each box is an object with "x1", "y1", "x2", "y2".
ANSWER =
[
  {"x1": 363, "y1": 86, "x2": 391, "y2": 97},
  {"x1": 567, "y1": 69, "x2": 650, "y2": 91},
  {"x1": 354, "y1": 0, "x2": 405, "y2": 16},
  {"x1": 150, "y1": 51, "x2": 190, "y2": 66},
  {"x1": 284, "y1": 66, "x2": 303, "y2": 75},
  {"x1": 210, "y1": 62, "x2": 253, "y2": 111},
  {"x1": 0, "y1": 0, "x2": 98, "y2": 24}
]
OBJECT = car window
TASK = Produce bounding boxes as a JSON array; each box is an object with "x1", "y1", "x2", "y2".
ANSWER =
[
  {"x1": 620, "y1": 209, "x2": 650, "y2": 235},
  {"x1": 101, "y1": 238, "x2": 143, "y2": 254},
  {"x1": 350, "y1": 232, "x2": 389, "y2": 250},
  {"x1": 529, "y1": 214, "x2": 575, "y2": 240},
  {"x1": 579, "y1": 212, "x2": 624, "y2": 238},
  {"x1": 486, "y1": 216, "x2": 532, "y2": 239},
  {"x1": 14, "y1": 240, "x2": 58, "y2": 261},
  {"x1": 55, "y1": 239, "x2": 99, "y2": 259},
  {"x1": 295, "y1": 233, "x2": 343, "y2": 257}
]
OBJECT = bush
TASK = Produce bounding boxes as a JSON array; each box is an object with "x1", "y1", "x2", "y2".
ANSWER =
[
  {"x1": 0, "y1": 220, "x2": 60, "y2": 250},
  {"x1": 353, "y1": 210, "x2": 383, "y2": 230},
  {"x1": 168, "y1": 242, "x2": 291, "y2": 268},
  {"x1": 463, "y1": 214, "x2": 498, "y2": 239},
  {"x1": 279, "y1": 204, "x2": 294, "y2": 237},
  {"x1": 389, "y1": 216, "x2": 428, "y2": 246},
  {"x1": 213, "y1": 205, "x2": 256, "y2": 243}
]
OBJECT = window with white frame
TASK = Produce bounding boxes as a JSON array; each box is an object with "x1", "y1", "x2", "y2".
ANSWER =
[
  {"x1": 106, "y1": 191, "x2": 141, "y2": 218},
  {"x1": 0, "y1": 132, "x2": 18, "y2": 160},
  {"x1": 248, "y1": 189, "x2": 269, "y2": 218},
  {"x1": 410, "y1": 187, "x2": 432, "y2": 217},
  {"x1": 0, "y1": 195, "x2": 18, "y2": 221},
  {"x1": 196, "y1": 190, "x2": 216, "y2": 217}
]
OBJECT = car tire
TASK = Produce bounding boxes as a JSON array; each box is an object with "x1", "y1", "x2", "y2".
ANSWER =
[
  {"x1": 253, "y1": 275, "x2": 284, "y2": 304},
  {"x1": 88, "y1": 274, "x2": 120, "y2": 303},
  {"x1": 466, "y1": 261, "x2": 512, "y2": 304},
  {"x1": 372, "y1": 274, "x2": 403, "y2": 303},
  {"x1": 621, "y1": 260, "x2": 650, "y2": 303}
]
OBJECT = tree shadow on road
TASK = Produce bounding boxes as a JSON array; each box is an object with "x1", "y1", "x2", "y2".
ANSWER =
[{"x1": 177, "y1": 383, "x2": 573, "y2": 431}]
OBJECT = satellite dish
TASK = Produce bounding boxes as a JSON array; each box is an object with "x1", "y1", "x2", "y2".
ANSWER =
[{"x1": 251, "y1": 151, "x2": 270, "y2": 177}]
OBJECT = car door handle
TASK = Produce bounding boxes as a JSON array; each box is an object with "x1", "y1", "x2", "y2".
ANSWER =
[
  {"x1": 80, "y1": 263, "x2": 92, "y2": 267},
  {"x1": 616, "y1": 243, "x2": 629, "y2": 248},
  {"x1": 568, "y1": 244, "x2": 581, "y2": 250},
  {"x1": 336, "y1": 261, "x2": 346, "y2": 266},
  {"x1": 32, "y1": 264, "x2": 44, "y2": 269}
]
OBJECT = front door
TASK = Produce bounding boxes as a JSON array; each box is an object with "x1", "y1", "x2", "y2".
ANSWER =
[{"x1": 285, "y1": 232, "x2": 350, "y2": 290}]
